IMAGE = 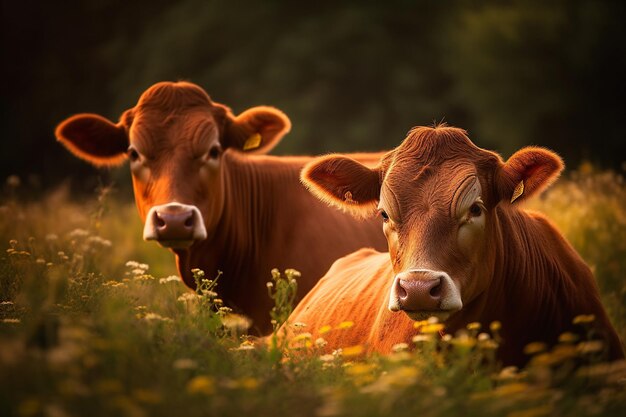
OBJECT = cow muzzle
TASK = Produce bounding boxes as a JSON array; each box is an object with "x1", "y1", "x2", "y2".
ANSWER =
[
  {"x1": 388, "y1": 269, "x2": 462, "y2": 321},
  {"x1": 143, "y1": 203, "x2": 207, "y2": 249}
]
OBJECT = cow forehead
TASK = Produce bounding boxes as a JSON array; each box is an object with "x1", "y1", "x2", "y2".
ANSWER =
[
  {"x1": 131, "y1": 110, "x2": 219, "y2": 155},
  {"x1": 383, "y1": 161, "x2": 478, "y2": 216}
]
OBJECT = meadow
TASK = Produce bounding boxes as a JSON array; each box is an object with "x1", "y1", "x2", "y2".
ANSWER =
[{"x1": 1, "y1": 165, "x2": 625, "y2": 417}]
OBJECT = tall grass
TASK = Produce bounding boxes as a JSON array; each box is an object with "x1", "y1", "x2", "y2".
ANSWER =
[{"x1": 1, "y1": 168, "x2": 625, "y2": 417}]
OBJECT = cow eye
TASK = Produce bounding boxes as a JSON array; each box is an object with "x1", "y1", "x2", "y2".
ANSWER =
[
  {"x1": 469, "y1": 203, "x2": 482, "y2": 217},
  {"x1": 127, "y1": 146, "x2": 140, "y2": 162},
  {"x1": 379, "y1": 210, "x2": 390, "y2": 223},
  {"x1": 208, "y1": 145, "x2": 222, "y2": 160}
]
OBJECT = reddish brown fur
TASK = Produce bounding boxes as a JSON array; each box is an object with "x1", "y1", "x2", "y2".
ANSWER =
[
  {"x1": 56, "y1": 81, "x2": 387, "y2": 335},
  {"x1": 289, "y1": 125, "x2": 624, "y2": 365}
]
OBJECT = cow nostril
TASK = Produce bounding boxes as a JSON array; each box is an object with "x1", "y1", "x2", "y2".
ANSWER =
[
  {"x1": 155, "y1": 214, "x2": 166, "y2": 228},
  {"x1": 397, "y1": 283, "x2": 408, "y2": 299},
  {"x1": 429, "y1": 282, "x2": 442, "y2": 298},
  {"x1": 184, "y1": 215, "x2": 194, "y2": 228}
]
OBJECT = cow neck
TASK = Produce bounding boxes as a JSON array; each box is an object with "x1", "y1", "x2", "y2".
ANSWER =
[
  {"x1": 206, "y1": 152, "x2": 302, "y2": 314},
  {"x1": 467, "y1": 206, "x2": 611, "y2": 357}
]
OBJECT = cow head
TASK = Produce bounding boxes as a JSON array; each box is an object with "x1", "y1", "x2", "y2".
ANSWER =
[
  {"x1": 302, "y1": 125, "x2": 562, "y2": 322},
  {"x1": 56, "y1": 81, "x2": 290, "y2": 250}
]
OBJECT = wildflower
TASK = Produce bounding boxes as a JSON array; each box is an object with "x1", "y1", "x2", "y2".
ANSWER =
[
  {"x1": 2, "y1": 318, "x2": 20, "y2": 324},
  {"x1": 392, "y1": 343, "x2": 409, "y2": 352},
  {"x1": 466, "y1": 322, "x2": 481, "y2": 331},
  {"x1": 173, "y1": 358, "x2": 198, "y2": 370},
  {"x1": 319, "y1": 354, "x2": 335, "y2": 363},
  {"x1": 573, "y1": 314, "x2": 596, "y2": 324},
  {"x1": 102, "y1": 281, "x2": 127, "y2": 288},
  {"x1": 232, "y1": 341, "x2": 256, "y2": 351},
  {"x1": 345, "y1": 363, "x2": 376, "y2": 376},
  {"x1": 450, "y1": 333, "x2": 476, "y2": 348},
  {"x1": 126, "y1": 261, "x2": 149, "y2": 271},
  {"x1": 0, "y1": 301, "x2": 14, "y2": 306},
  {"x1": 558, "y1": 332, "x2": 579, "y2": 343},
  {"x1": 477, "y1": 332, "x2": 490, "y2": 341},
  {"x1": 420, "y1": 323, "x2": 444, "y2": 334},
  {"x1": 177, "y1": 292, "x2": 201, "y2": 302},
  {"x1": 427, "y1": 316, "x2": 440, "y2": 324},
  {"x1": 186, "y1": 376, "x2": 215, "y2": 395},
  {"x1": 141, "y1": 313, "x2": 173, "y2": 323},
  {"x1": 412, "y1": 334, "x2": 433, "y2": 343},
  {"x1": 319, "y1": 325, "x2": 332, "y2": 334},
  {"x1": 315, "y1": 337, "x2": 328, "y2": 348},
  {"x1": 336, "y1": 321, "x2": 354, "y2": 330},
  {"x1": 36, "y1": 258, "x2": 46, "y2": 265},
  {"x1": 221, "y1": 314, "x2": 252, "y2": 332},
  {"x1": 577, "y1": 340, "x2": 604, "y2": 354},
  {"x1": 86, "y1": 236, "x2": 112, "y2": 247},
  {"x1": 412, "y1": 320, "x2": 429, "y2": 329},
  {"x1": 291, "y1": 332, "x2": 312, "y2": 344},
  {"x1": 159, "y1": 275, "x2": 181, "y2": 284},
  {"x1": 291, "y1": 322, "x2": 307, "y2": 329},
  {"x1": 489, "y1": 321, "x2": 502, "y2": 332},
  {"x1": 239, "y1": 377, "x2": 260, "y2": 390},
  {"x1": 524, "y1": 342, "x2": 547, "y2": 355},
  {"x1": 45, "y1": 234, "x2": 59, "y2": 241},
  {"x1": 266, "y1": 282, "x2": 273, "y2": 289},
  {"x1": 341, "y1": 345, "x2": 364, "y2": 358},
  {"x1": 68, "y1": 229, "x2": 89, "y2": 238}
]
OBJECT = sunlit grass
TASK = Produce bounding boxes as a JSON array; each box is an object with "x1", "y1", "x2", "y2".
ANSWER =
[{"x1": 1, "y1": 167, "x2": 625, "y2": 417}]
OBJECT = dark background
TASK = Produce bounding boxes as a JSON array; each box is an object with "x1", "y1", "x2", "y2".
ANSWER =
[{"x1": 2, "y1": 0, "x2": 625, "y2": 195}]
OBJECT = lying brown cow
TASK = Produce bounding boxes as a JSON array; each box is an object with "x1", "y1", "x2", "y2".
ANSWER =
[
  {"x1": 286, "y1": 124, "x2": 624, "y2": 365},
  {"x1": 56, "y1": 81, "x2": 386, "y2": 334}
]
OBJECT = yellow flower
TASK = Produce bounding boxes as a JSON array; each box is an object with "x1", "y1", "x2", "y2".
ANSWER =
[
  {"x1": 489, "y1": 321, "x2": 502, "y2": 332},
  {"x1": 573, "y1": 314, "x2": 595, "y2": 324},
  {"x1": 420, "y1": 323, "x2": 444, "y2": 334},
  {"x1": 412, "y1": 320, "x2": 429, "y2": 329},
  {"x1": 523, "y1": 342, "x2": 547, "y2": 356},
  {"x1": 239, "y1": 377, "x2": 260, "y2": 390},
  {"x1": 336, "y1": 321, "x2": 354, "y2": 330},
  {"x1": 186, "y1": 376, "x2": 215, "y2": 395},
  {"x1": 558, "y1": 332, "x2": 579, "y2": 343},
  {"x1": 319, "y1": 325, "x2": 332, "y2": 334},
  {"x1": 341, "y1": 345, "x2": 364, "y2": 357},
  {"x1": 291, "y1": 332, "x2": 312, "y2": 343},
  {"x1": 466, "y1": 322, "x2": 481, "y2": 331},
  {"x1": 345, "y1": 363, "x2": 376, "y2": 376}
]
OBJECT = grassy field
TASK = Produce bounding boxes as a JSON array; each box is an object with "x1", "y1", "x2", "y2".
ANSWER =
[{"x1": 1, "y1": 166, "x2": 625, "y2": 417}]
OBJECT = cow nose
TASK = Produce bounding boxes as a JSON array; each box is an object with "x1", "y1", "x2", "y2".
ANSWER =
[
  {"x1": 395, "y1": 271, "x2": 443, "y2": 311},
  {"x1": 143, "y1": 203, "x2": 208, "y2": 247},
  {"x1": 153, "y1": 209, "x2": 195, "y2": 234}
]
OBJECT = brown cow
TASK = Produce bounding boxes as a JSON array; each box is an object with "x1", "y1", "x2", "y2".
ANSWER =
[
  {"x1": 286, "y1": 124, "x2": 624, "y2": 365},
  {"x1": 55, "y1": 81, "x2": 386, "y2": 334}
]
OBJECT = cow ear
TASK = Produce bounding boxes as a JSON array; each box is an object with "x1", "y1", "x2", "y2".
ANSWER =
[
  {"x1": 56, "y1": 113, "x2": 130, "y2": 167},
  {"x1": 223, "y1": 106, "x2": 291, "y2": 154},
  {"x1": 301, "y1": 155, "x2": 381, "y2": 218},
  {"x1": 497, "y1": 147, "x2": 564, "y2": 204}
]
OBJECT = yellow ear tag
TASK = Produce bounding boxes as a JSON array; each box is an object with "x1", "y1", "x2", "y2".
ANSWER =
[
  {"x1": 510, "y1": 180, "x2": 524, "y2": 203},
  {"x1": 243, "y1": 133, "x2": 262, "y2": 151}
]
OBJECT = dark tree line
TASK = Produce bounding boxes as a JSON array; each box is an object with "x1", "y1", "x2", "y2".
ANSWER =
[{"x1": 2, "y1": 0, "x2": 625, "y2": 193}]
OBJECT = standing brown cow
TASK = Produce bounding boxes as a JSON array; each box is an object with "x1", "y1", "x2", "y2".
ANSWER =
[
  {"x1": 286, "y1": 124, "x2": 623, "y2": 365},
  {"x1": 56, "y1": 81, "x2": 386, "y2": 334}
]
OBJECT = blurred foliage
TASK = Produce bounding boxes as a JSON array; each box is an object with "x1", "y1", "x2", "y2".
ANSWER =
[
  {"x1": 2, "y1": 0, "x2": 625, "y2": 193},
  {"x1": 1, "y1": 167, "x2": 626, "y2": 416}
]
